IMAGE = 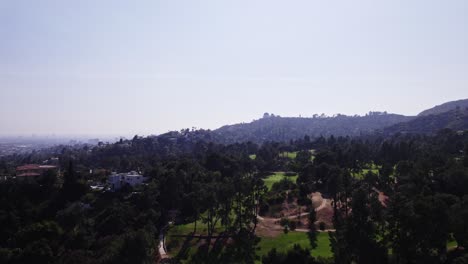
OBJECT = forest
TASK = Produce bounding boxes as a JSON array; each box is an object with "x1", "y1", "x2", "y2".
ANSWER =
[{"x1": 1, "y1": 129, "x2": 468, "y2": 264}]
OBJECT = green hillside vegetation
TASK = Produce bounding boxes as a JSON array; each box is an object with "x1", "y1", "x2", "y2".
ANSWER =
[
  {"x1": 214, "y1": 112, "x2": 412, "y2": 143},
  {"x1": 2, "y1": 101, "x2": 468, "y2": 263},
  {"x1": 385, "y1": 108, "x2": 468, "y2": 135},
  {"x1": 418, "y1": 99, "x2": 468, "y2": 116}
]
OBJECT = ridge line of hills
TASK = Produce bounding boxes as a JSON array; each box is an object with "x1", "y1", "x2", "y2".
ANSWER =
[{"x1": 155, "y1": 99, "x2": 468, "y2": 144}]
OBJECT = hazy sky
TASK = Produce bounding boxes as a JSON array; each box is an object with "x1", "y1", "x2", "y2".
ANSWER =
[{"x1": 1, "y1": 0, "x2": 467, "y2": 136}]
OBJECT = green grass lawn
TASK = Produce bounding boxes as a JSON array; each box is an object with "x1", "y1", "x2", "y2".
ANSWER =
[
  {"x1": 166, "y1": 220, "x2": 225, "y2": 256},
  {"x1": 351, "y1": 163, "x2": 381, "y2": 179},
  {"x1": 280, "y1": 151, "x2": 298, "y2": 159},
  {"x1": 249, "y1": 154, "x2": 257, "y2": 160},
  {"x1": 263, "y1": 172, "x2": 298, "y2": 191},
  {"x1": 256, "y1": 231, "x2": 332, "y2": 262},
  {"x1": 168, "y1": 223, "x2": 457, "y2": 263},
  {"x1": 279, "y1": 150, "x2": 315, "y2": 160},
  {"x1": 447, "y1": 239, "x2": 458, "y2": 249}
]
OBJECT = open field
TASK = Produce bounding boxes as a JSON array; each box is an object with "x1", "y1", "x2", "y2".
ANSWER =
[
  {"x1": 279, "y1": 150, "x2": 315, "y2": 160},
  {"x1": 256, "y1": 231, "x2": 332, "y2": 261},
  {"x1": 165, "y1": 220, "x2": 223, "y2": 256},
  {"x1": 351, "y1": 163, "x2": 381, "y2": 179},
  {"x1": 280, "y1": 151, "x2": 299, "y2": 159},
  {"x1": 166, "y1": 222, "x2": 332, "y2": 263},
  {"x1": 263, "y1": 172, "x2": 298, "y2": 191},
  {"x1": 166, "y1": 213, "x2": 459, "y2": 262}
]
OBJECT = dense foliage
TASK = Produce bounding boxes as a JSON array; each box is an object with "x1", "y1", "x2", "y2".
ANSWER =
[{"x1": 1, "y1": 127, "x2": 468, "y2": 263}]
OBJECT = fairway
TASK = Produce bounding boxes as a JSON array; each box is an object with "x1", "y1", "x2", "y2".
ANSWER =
[
  {"x1": 165, "y1": 220, "x2": 224, "y2": 256},
  {"x1": 279, "y1": 150, "x2": 315, "y2": 160},
  {"x1": 263, "y1": 172, "x2": 298, "y2": 191},
  {"x1": 256, "y1": 232, "x2": 332, "y2": 262},
  {"x1": 351, "y1": 163, "x2": 381, "y2": 179},
  {"x1": 279, "y1": 151, "x2": 298, "y2": 159}
]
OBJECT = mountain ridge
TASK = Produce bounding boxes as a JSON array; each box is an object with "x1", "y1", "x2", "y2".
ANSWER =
[
  {"x1": 418, "y1": 98, "x2": 468, "y2": 116},
  {"x1": 209, "y1": 99, "x2": 468, "y2": 143}
]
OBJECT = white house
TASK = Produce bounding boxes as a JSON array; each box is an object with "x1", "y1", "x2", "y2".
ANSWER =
[{"x1": 108, "y1": 171, "x2": 147, "y2": 190}]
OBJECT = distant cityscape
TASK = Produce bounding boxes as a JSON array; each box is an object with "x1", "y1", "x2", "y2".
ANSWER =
[{"x1": 0, "y1": 135, "x2": 123, "y2": 157}]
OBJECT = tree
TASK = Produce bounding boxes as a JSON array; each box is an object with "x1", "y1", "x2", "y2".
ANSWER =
[
  {"x1": 451, "y1": 196, "x2": 468, "y2": 249},
  {"x1": 118, "y1": 229, "x2": 156, "y2": 264},
  {"x1": 345, "y1": 187, "x2": 387, "y2": 264},
  {"x1": 262, "y1": 245, "x2": 318, "y2": 264},
  {"x1": 307, "y1": 208, "x2": 318, "y2": 249}
]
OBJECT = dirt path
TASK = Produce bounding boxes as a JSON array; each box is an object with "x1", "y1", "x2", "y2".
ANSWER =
[
  {"x1": 315, "y1": 197, "x2": 328, "y2": 212},
  {"x1": 256, "y1": 192, "x2": 334, "y2": 237},
  {"x1": 158, "y1": 227, "x2": 169, "y2": 260},
  {"x1": 257, "y1": 193, "x2": 329, "y2": 222},
  {"x1": 295, "y1": 228, "x2": 336, "y2": 233}
]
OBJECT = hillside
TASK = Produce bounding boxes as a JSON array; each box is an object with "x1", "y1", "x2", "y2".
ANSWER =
[
  {"x1": 213, "y1": 113, "x2": 413, "y2": 143},
  {"x1": 418, "y1": 99, "x2": 468, "y2": 116},
  {"x1": 384, "y1": 108, "x2": 468, "y2": 135}
]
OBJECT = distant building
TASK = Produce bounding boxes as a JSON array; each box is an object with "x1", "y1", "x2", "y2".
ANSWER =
[
  {"x1": 16, "y1": 164, "x2": 57, "y2": 183},
  {"x1": 0, "y1": 175, "x2": 10, "y2": 181},
  {"x1": 108, "y1": 171, "x2": 147, "y2": 190}
]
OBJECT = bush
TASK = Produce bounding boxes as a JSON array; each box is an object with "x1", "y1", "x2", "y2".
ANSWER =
[
  {"x1": 279, "y1": 218, "x2": 289, "y2": 227},
  {"x1": 297, "y1": 196, "x2": 312, "y2": 206},
  {"x1": 289, "y1": 221, "x2": 297, "y2": 231},
  {"x1": 319, "y1": 222, "x2": 326, "y2": 231}
]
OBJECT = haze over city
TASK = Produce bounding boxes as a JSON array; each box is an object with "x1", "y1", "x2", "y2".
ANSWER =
[{"x1": 1, "y1": 0, "x2": 467, "y2": 136}]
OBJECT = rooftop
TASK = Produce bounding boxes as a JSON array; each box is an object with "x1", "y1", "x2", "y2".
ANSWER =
[{"x1": 16, "y1": 164, "x2": 57, "y2": 171}]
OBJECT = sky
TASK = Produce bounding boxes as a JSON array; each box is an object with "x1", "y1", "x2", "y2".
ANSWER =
[{"x1": 1, "y1": 0, "x2": 467, "y2": 137}]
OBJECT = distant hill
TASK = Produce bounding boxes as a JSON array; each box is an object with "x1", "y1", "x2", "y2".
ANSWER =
[
  {"x1": 212, "y1": 112, "x2": 413, "y2": 143},
  {"x1": 384, "y1": 108, "x2": 468, "y2": 135},
  {"x1": 152, "y1": 99, "x2": 468, "y2": 144},
  {"x1": 418, "y1": 99, "x2": 468, "y2": 116}
]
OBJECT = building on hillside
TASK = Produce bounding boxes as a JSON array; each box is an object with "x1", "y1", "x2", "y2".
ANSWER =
[
  {"x1": 108, "y1": 171, "x2": 147, "y2": 191},
  {"x1": 0, "y1": 175, "x2": 10, "y2": 181},
  {"x1": 16, "y1": 164, "x2": 58, "y2": 183}
]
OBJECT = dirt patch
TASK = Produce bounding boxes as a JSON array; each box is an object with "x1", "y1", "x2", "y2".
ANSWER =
[
  {"x1": 256, "y1": 192, "x2": 335, "y2": 237},
  {"x1": 256, "y1": 217, "x2": 284, "y2": 238},
  {"x1": 316, "y1": 202, "x2": 334, "y2": 229},
  {"x1": 378, "y1": 191, "x2": 389, "y2": 207},
  {"x1": 311, "y1": 192, "x2": 324, "y2": 208}
]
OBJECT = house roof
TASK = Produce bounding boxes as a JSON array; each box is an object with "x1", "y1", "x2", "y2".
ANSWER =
[
  {"x1": 16, "y1": 164, "x2": 57, "y2": 171},
  {"x1": 17, "y1": 173, "x2": 41, "y2": 177}
]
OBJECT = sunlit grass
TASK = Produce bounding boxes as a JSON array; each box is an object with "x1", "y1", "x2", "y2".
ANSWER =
[
  {"x1": 256, "y1": 231, "x2": 332, "y2": 262},
  {"x1": 263, "y1": 172, "x2": 298, "y2": 191}
]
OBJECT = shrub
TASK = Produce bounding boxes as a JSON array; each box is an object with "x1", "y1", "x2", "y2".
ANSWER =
[
  {"x1": 289, "y1": 221, "x2": 297, "y2": 231},
  {"x1": 319, "y1": 222, "x2": 326, "y2": 231},
  {"x1": 279, "y1": 218, "x2": 289, "y2": 227}
]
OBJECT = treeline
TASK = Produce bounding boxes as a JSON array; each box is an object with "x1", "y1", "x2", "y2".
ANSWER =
[
  {"x1": 288, "y1": 129, "x2": 468, "y2": 264},
  {"x1": 1, "y1": 129, "x2": 468, "y2": 263},
  {"x1": 0, "y1": 137, "x2": 268, "y2": 263}
]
